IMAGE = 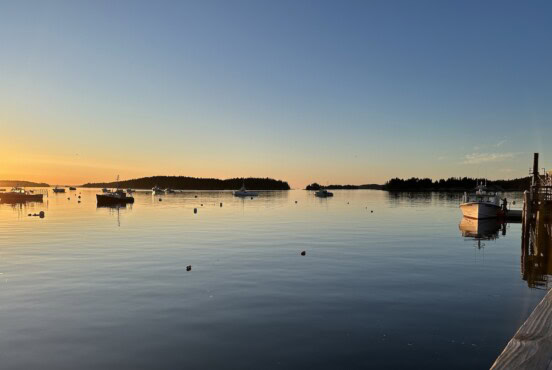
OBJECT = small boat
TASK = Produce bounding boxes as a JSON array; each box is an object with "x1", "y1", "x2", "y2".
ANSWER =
[
  {"x1": 96, "y1": 189, "x2": 134, "y2": 206},
  {"x1": 102, "y1": 188, "x2": 110, "y2": 193},
  {"x1": 52, "y1": 186, "x2": 66, "y2": 193},
  {"x1": 97, "y1": 176, "x2": 134, "y2": 206},
  {"x1": 233, "y1": 183, "x2": 258, "y2": 197},
  {"x1": 0, "y1": 187, "x2": 43, "y2": 203},
  {"x1": 315, "y1": 189, "x2": 333, "y2": 197},
  {"x1": 69, "y1": 187, "x2": 77, "y2": 191},
  {"x1": 152, "y1": 186, "x2": 165, "y2": 195},
  {"x1": 460, "y1": 183, "x2": 501, "y2": 219}
]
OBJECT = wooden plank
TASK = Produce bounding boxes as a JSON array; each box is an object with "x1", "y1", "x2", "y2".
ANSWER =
[{"x1": 491, "y1": 289, "x2": 552, "y2": 369}]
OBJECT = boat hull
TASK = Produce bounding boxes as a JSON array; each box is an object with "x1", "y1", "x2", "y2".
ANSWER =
[
  {"x1": 460, "y1": 202, "x2": 500, "y2": 219},
  {"x1": 96, "y1": 194, "x2": 134, "y2": 206},
  {"x1": 0, "y1": 193, "x2": 43, "y2": 203},
  {"x1": 234, "y1": 191, "x2": 258, "y2": 197}
]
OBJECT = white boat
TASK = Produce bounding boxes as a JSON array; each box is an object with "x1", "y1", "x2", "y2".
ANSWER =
[
  {"x1": 460, "y1": 183, "x2": 501, "y2": 219},
  {"x1": 152, "y1": 186, "x2": 165, "y2": 195},
  {"x1": 315, "y1": 189, "x2": 333, "y2": 197},
  {"x1": 234, "y1": 183, "x2": 258, "y2": 197}
]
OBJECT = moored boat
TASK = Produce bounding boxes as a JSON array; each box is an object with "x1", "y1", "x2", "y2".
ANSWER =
[
  {"x1": 96, "y1": 189, "x2": 134, "y2": 206},
  {"x1": 459, "y1": 183, "x2": 501, "y2": 219},
  {"x1": 0, "y1": 187, "x2": 43, "y2": 203},
  {"x1": 69, "y1": 187, "x2": 77, "y2": 191},
  {"x1": 52, "y1": 186, "x2": 66, "y2": 193},
  {"x1": 152, "y1": 186, "x2": 165, "y2": 195},
  {"x1": 97, "y1": 176, "x2": 134, "y2": 206},
  {"x1": 315, "y1": 188, "x2": 333, "y2": 197},
  {"x1": 233, "y1": 183, "x2": 258, "y2": 197}
]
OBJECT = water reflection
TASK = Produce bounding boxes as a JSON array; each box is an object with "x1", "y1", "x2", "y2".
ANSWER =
[
  {"x1": 521, "y1": 213, "x2": 552, "y2": 289},
  {"x1": 459, "y1": 217, "x2": 505, "y2": 249}
]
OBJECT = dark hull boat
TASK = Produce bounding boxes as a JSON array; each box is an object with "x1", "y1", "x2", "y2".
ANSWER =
[
  {"x1": 0, "y1": 189, "x2": 43, "y2": 203},
  {"x1": 96, "y1": 192, "x2": 134, "y2": 206}
]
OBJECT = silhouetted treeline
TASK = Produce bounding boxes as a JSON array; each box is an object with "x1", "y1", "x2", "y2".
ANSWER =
[
  {"x1": 0, "y1": 180, "x2": 50, "y2": 187},
  {"x1": 305, "y1": 183, "x2": 383, "y2": 190},
  {"x1": 82, "y1": 176, "x2": 290, "y2": 190},
  {"x1": 384, "y1": 176, "x2": 531, "y2": 191}
]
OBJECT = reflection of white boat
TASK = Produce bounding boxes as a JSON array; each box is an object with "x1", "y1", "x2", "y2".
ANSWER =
[
  {"x1": 315, "y1": 189, "x2": 333, "y2": 197},
  {"x1": 234, "y1": 184, "x2": 258, "y2": 197},
  {"x1": 152, "y1": 186, "x2": 165, "y2": 195},
  {"x1": 459, "y1": 217, "x2": 501, "y2": 240},
  {"x1": 460, "y1": 183, "x2": 501, "y2": 219}
]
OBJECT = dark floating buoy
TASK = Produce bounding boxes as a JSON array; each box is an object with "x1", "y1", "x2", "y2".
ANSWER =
[
  {"x1": 78, "y1": 195, "x2": 81, "y2": 199},
  {"x1": 194, "y1": 195, "x2": 197, "y2": 198},
  {"x1": 250, "y1": 197, "x2": 253, "y2": 200},
  {"x1": 371, "y1": 210, "x2": 374, "y2": 213},
  {"x1": 39, "y1": 211, "x2": 45, "y2": 218},
  {"x1": 28, "y1": 213, "x2": 31, "y2": 217},
  {"x1": 67, "y1": 197, "x2": 70, "y2": 200},
  {"x1": 159, "y1": 198, "x2": 162, "y2": 201},
  {"x1": 201, "y1": 204, "x2": 203, "y2": 206},
  {"x1": 78, "y1": 200, "x2": 81, "y2": 203},
  {"x1": 194, "y1": 208, "x2": 197, "y2": 214},
  {"x1": 295, "y1": 201, "x2": 297, "y2": 203},
  {"x1": 300, "y1": 251, "x2": 306, "y2": 256},
  {"x1": 186, "y1": 265, "x2": 192, "y2": 271},
  {"x1": 220, "y1": 202, "x2": 223, "y2": 207}
]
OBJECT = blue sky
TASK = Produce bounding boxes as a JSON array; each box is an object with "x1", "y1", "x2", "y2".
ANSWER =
[{"x1": 1, "y1": 0, "x2": 551, "y2": 186}]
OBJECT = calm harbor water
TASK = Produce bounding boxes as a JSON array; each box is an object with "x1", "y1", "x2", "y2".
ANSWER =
[{"x1": 0, "y1": 189, "x2": 546, "y2": 369}]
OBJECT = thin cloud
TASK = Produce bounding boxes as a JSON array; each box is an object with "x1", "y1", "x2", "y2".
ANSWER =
[
  {"x1": 495, "y1": 140, "x2": 507, "y2": 147},
  {"x1": 461, "y1": 152, "x2": 519, "y2": 165}
]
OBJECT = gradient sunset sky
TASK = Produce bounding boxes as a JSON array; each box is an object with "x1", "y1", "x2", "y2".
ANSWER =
[{"x1": 1, "y1": 0, "x2": 551, "y2": 188}]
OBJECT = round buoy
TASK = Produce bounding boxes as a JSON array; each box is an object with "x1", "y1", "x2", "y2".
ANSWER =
[
  {"x1": 39, "y1": 211, "x2": 45, "y2": 218},
  {"x1": 295, "y1": 201, "x2": 297, "y2": 203},
  {"x1": 220, "y1": 202, "x2": 223, "y2": 207},
  {"x1": 159, "y1": 198, "x2": 162, "y2": 201},
  {"x1": 371, "y1": 210, "x2": 373, "y2": 213},
  {"x1": 194, "y1": 208, "x2": 197, "y2": 214},
  {"x1": 186, "y1": 265, "x2": 192, "y2": 271},
  {"x1": 78, "y1": 200, "x2": 81, "y2": 203},
  {"x1": 300, "y1": 251, "x2": 306, "y2": 256},
  {"x1": 194, "y1": 195, "x2": 197, "y2": 198},
  {"x1": 28, "y1": 213, "x2": 31, "y2": 217},
  {"x1": 201, "y1": 204, "x2": 203, "y2": 206}
]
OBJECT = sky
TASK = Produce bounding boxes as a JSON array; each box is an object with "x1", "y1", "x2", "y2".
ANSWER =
[{"x1": 1, "y1": 0, "x2": 551, "y2": 188}]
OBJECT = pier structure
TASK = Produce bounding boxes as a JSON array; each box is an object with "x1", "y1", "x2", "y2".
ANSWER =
[{"x1": 492, "y1": 153, "x2": 552, "y2": 369}]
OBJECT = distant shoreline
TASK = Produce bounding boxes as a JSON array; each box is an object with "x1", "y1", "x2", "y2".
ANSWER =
[
  {"x1": 305, "y1": 176, "x2": 532, "y2": 192},
  {"x1": 81, "y1": 176, "x2": 290, "y2": 191}
]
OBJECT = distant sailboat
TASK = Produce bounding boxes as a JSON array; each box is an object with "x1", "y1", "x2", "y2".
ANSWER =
[{"x1": 233, "y1": 182, "x2": 258, "y2": 197}]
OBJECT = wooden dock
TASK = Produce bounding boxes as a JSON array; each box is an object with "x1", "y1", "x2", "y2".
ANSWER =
[
  {"x1": 491, "y1": 289, "x2": 552, "y2": 369},
  {"x1": 492, "y1": 153, "x2": 552, "y2": 369}
]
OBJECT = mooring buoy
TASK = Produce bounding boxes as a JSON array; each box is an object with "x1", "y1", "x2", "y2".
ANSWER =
[
  {"x1": 300, "y1": 251, "x2": 306, "y2": 256},
  {"x1": 186, "y1": 265, "x2": 192, "y2": 271}
]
